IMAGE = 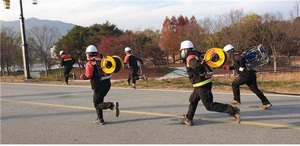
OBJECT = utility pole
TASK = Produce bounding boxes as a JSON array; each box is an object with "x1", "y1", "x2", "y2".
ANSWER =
[{"x1": 19, "y1": 0, "x2": 31, "y2": 79}]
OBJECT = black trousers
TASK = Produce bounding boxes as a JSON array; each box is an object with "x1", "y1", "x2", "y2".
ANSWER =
[
  {"x1": 186, "y1": 82, "x2": 237, "y2": 120},
  {"x1": 127, "y1": 69, "x2": 138, "y2": 84},
  {"x1": 63, "y1": 66, "x2": 73, "y2": 84},
  {"x1": 93, "y1": 80, "x2": 113, "y2": 120},
  {"x1": 232, "y1": 71, "x2": 270, "y2": 105}
]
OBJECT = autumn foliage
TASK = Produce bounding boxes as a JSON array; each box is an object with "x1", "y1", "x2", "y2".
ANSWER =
[{"x1": 3, "y1": 9, "x2": 299, "y2": 75}]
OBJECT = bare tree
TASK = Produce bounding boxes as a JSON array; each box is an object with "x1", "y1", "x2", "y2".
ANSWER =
[
  {"x1": 27, "y1": 25, "x2": 61, "y2": 76},
  {"x1": 184, "y1": 16, "x2": 207, "y2": 51},
  {"x1": 215, "y1": 9, "x2": 245, "y2": 49},
  {"x1": 295, "y1": 0, "x2": 299, "y2": 17},
  {"x1": 261, "y1": 12, "x2": 287, "y2": 72},
  {"x1": 199, "y1": 17, "x2": 218, "y2": 35},
  {"x1": 0, "y1": 27, "x2": 22, "y2": 76},
  {"x1": 238, "y1": 13, "x2": 264, "y2": 50},
  {"x1": 198, "y1": 17, "x2": 220, "y2": 47},
  {"x1": 289, "y1": 0, "x2": 299, "y2": 20}
]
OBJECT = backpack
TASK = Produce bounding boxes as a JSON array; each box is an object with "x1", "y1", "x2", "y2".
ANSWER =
[{"x1": 242, "y1": 44, "x2": 269, "y2": 70}]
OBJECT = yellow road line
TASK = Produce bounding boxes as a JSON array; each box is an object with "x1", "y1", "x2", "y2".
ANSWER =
[
  {"x1": 1, "y1": 99, "x2": 94, "y2": 110},
  {"x1": 1, "y1": 99, "x2": 299, "y2": 130}
]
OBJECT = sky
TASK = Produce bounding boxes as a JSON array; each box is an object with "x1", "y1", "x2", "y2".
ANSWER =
[{"x1": 0, "y1": 0, "x2": 298, "y2": 31}]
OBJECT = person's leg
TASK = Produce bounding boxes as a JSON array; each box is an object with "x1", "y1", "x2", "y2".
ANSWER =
[
  {"x1": 198, "y1": 83, "x2": 241, "y2": 123},
  {"x1": 247, "y1": 73, "x2": 271, "y2": 109},
  {"x1": 134, "y1": 68, "x2": 139, "y2": 80},
  {"x1": 94, "y1": 108, "x2": 104, "y2": 124},
  {"x1": 96, "y1": 80, "x2": 111, "y2": 109},
  {"x1": 93, "y1": 90, "x2": 104, "y2": 124},
  {"x1": 201, "y1": 90, "x2": 236, "y2": 114},
  {"x1": 186, "y1": 89, "x2": 201, "y2": 121},
  {"x1": 127, "y1": 74, "x2": 131, "y2": 85},
  {"x1": 200, "y1": 88, "x2": 240, "y2": 122},
  {"x1": 179, "y1": 89, "x2": 199, "y2": 126},
  {"x1": 64, "y1": 67, "x2": 72, "y2": 85},
  {"x1": 95, "y1": 80, "x2": 119, "y2": 117},
  {"x1": 230, "y1": 75, "x2": 248, "y2": 104},
  {"x1": 132, "y1": 70, "x2": 136, "y2": 84},
  {"x1": 131, "y1": 70, "x2": 138, "y2": 89}
]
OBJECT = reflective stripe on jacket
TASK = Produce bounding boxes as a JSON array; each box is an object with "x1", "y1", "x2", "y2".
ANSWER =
[
  {"x1": 61, "y1": 54, "x2": 74, "y2": 67},
  {"x1": 192, "y1": 78, "x2": 212, "y2": 87}
]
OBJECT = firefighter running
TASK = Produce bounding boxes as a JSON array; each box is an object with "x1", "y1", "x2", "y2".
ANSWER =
[
  {"x1": 179, "y1": 40, "x2": 241, "y2": 126},
  {"x1": 80, "y1": 45, "x2": 119, "y2": 125},
  {"x1": 59, "y1": 51, "x2": 75, "y2": 85},
  {"x1": 123, "y1": 47, "x2": 144, "y2": 89},
  {"x1": 222, "y1": 44, "x2": 272, "y2": 110}
]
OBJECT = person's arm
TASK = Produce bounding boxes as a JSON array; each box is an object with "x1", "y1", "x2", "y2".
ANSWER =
[
  {"x1": 80, "y1": 61, "x2": 94, "y2": 80},
  {"x1": 234, "y1": 54, "x2": 246, "y2": 72},
  {"x1": 60, "y1": 58, "x2": 64, "y2": 67},
  {"x1": 187, "y1": 55, "x2": 205, "y2": 74},
  {"x1": 124, "y1": 55, "x2": 129, "y2": 64},
  {"x1": 123, "y1": 55, "x2": 130, "y2": 69}
]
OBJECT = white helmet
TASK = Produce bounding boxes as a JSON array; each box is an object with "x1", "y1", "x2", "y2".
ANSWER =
[
  {"x1": 124, "y1": 47, "x2": 132, "y2": 52},
  {"x1": 223, "y1": 44, "x2": 235, "y2": 52},
  {"x1": 180, "y1": 40, "x2": 194, "y2": 50},
  {"x1": 85, "y1": 45, "x2": 98, "y2": 53},
  {"x1": 59, "y1": 51, "x2": 64, "y2": 56}
]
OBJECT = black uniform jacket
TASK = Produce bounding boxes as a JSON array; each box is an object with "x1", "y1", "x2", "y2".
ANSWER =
[{"x1": 185, "y1": 51, "x2": 213, "y2": 85}]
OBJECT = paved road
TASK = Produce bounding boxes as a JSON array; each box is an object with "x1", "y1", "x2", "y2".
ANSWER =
[
  {"x1": 157, "y1": 67, "x2": 187, "y2": 79},
  {"x1": 1, "y1": 82, "x2": 300, "y2": 144}
]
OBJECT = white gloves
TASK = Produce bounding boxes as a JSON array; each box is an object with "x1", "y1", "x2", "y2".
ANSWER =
[{"x1": 239, "y1": 67, "x2": 245, "y2": 72}]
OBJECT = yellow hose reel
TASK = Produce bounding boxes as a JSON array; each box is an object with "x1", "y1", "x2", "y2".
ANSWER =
[
  {"x1": 100, "y1": 55, "x2": 123, "y2": 74},
  {"x1": 204, "y1": 48, "x2": 228, "y2": 68}
]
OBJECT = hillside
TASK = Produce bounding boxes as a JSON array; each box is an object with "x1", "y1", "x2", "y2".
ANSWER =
[{"x1": 0, "y1": 17, "x2": 75, "y2": 36}]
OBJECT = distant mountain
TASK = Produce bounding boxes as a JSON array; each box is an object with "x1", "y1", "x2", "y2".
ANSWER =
[{"x1": 0, "y1": 17, "x2": 75, "y2": 36}]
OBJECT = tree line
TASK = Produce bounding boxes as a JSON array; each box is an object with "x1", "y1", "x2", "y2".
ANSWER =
[{"x1": 1, "y1": 6, "x2": 300, "y2": 76}]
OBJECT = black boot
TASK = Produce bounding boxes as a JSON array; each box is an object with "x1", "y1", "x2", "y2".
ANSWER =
[
  {"x1": 179, "y1": 114, "x2": 193, "y2": 126},
  {"x1": 229, "y1": 107, "x2": 241, "y2": 124},
  {"x1": 98, "y1": 102, "x2": 120, "y2": 117},
  {"x1": 94, "y1": 108, "x2": 104, "y2": 125},
  {"x1": 99, "y1": 102, "x2": 113, "y2": 110},
  {"x1": 107, "y1": 102, "x2": 119, "y2": 117},
  {"x1": 115, "y1": 102, "x2": 119, "y2": 117},
  {"x1": 65, "y1": 74, "x2": 69, "y2": 85}
]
